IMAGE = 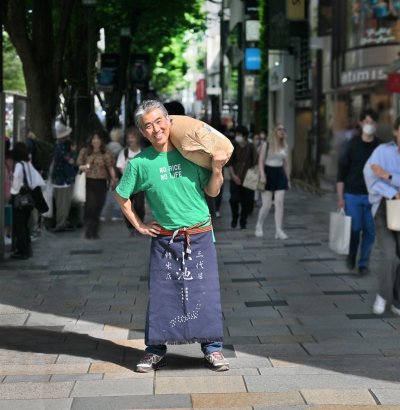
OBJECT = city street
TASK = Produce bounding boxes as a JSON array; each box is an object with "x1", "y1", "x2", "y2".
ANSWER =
[{"x1": 1, "y1": 183, "x2": 400, "y2": 410}]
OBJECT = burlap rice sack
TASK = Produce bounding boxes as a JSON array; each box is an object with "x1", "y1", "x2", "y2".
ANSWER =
[{"x1": 169, "y1": 115, "x2": 234, "y2": 170}]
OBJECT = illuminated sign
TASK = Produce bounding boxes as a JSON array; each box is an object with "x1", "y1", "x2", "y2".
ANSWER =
[{"x1": 245, "y1": 48, "x2": 261, "y2": 71}]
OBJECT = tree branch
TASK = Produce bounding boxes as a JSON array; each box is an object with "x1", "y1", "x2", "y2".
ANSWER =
[{"x1": 4, "y1": 0, "x2": 35, "y2": 72}]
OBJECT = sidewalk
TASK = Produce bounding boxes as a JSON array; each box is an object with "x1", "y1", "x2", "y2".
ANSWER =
[{"x1": 1, "y1": 184, "x2": 400, "y2": 409}]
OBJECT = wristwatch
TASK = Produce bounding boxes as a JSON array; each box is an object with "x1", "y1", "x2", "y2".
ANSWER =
[{"x1": 389, "y1": 174, "x2": 393, "y2": 181}]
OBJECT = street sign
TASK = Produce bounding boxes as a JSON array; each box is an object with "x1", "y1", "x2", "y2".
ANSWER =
[{"x1": 130, "y1": 54, "x2": 150, "y2": 89}]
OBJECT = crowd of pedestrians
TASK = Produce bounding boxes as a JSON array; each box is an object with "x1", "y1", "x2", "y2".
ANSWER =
[{"x1": 3, "y1": 100, "x2": 400, "y2": 372}]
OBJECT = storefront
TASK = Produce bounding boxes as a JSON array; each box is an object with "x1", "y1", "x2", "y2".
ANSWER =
[{"x1": 323, "y1": 0, "x2": 400, "y2": 180}]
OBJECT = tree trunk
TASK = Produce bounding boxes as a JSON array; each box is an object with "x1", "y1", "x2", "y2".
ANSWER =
[
  {"x1": 4, "y1": 0, "x2": 76, "y2": 142},
  {"x1": 24, "y1": 70, "x2": 57, "y2": 143}
]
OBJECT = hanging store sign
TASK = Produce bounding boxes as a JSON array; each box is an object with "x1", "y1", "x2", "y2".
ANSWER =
[
  {"x1": 387, "y1": 73, "x2": 400, "y2": 93},
  {"x1": 361, "y1": 28, "x2": 396, "y2": 46},
  {"x1": 196, "y1": 79, "x2": 206, "y2": 101},
  {"x1": 340, "y1": 67, "x2": 386, "y2": 86}
]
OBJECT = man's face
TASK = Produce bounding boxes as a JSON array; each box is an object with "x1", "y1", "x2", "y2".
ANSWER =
[
  {"x1": 141, "y1": 109, "x2": 171, "y2": 151},
  {"x1": 360, "y1": 115, "x2": 376, "y2": 129}
]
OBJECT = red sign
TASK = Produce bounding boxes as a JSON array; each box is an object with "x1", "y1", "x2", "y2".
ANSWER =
[
  {"x1": 387, "y1": 73, "x2": 400, "y2": 93},
  {"x1": 196, "y1": 79, "x2": 206, "y2": 101}
]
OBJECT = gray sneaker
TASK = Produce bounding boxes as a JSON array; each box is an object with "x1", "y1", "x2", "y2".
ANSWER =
[
  {"x1": 204, "y1": 351, "x2": 230, "y2": 372},
  {"x1": 135, "y1": 353, "x2": 166, "y2": 373}
]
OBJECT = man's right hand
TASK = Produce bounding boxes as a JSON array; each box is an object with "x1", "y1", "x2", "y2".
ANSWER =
[
  {"x1": 338, "y1": 199, "x2": 345, "y2": 209},
  {"x1": 137, "y1": 221, "x2": 162, "y2": 237}
]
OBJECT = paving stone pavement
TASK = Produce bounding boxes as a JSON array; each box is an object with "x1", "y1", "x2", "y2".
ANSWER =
[{"x1": 1, "y1": 183, "x2": 400, "y2": 409}]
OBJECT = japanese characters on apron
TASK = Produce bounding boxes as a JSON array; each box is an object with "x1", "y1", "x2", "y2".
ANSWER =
[{"x1": 146, "y1": 229, "x2": 224, "y2": 345}]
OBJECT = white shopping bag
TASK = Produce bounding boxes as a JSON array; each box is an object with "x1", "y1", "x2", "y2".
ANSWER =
[
  {"x1": 72, "y1": 172, "x2": 86, "y2": 203},
  {"x1": 386, "y1": 199, "x2": 400, "y2": 231},
  {"x1": 41, "y1": 178, "x2": 54, "y2": 218},
  {"x1": 329, "y1": 210, "x2": 351, "y2": 255}
]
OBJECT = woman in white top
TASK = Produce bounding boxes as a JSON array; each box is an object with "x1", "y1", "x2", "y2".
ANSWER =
[
  {"x1": 11, "y1": 142, "x2": 45, "y2": 259},
  {"x1": 116, "y1": 126, "x2": 145, "y2": 234},
  {"x1": 255, "y1": 123, "x2": 290, "y2": 239}
]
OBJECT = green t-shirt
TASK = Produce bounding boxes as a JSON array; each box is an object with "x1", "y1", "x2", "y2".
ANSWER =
[{"x1": 116, "y1": 146, "x2": 212, "y2": 230}]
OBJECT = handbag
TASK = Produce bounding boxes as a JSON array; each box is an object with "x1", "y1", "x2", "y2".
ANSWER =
[
  {"x1": 329, "y1": 209, "x2": 351, "y2": 255},
  {"x1": 31, "y1": 186, "x2": 49, "y2": 213},
  {"x1": 13, "y1": 163, "x2": 35, "y2": 211},
  {"x1": 14, "y1": 187, "x2": 35, "y2": 210},
  {"x1": 243, "y1": 167, "x2": 265, "y2": 191},
  {"x1": 72, "y1": 172, "x2": 86, "y2": 203},
  {"x1": 386, "y1": 199, "x2": 400, "y2": 231}
]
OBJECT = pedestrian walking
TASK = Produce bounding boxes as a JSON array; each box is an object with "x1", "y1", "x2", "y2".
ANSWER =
[
  {"x1": 364, "y1": 116, "x2": 400, "y2": 315},
  {"x1": 336, "y1": 109, "x2": 381, "y2": 274},
  {"x1": 228, "y1": 125, "x2": 258, "y2": 229},
  {"x1": 254, "y1": 123, "x2": 290, "y2": 239},
  {"x1": 116, "y1": 126, "x2": 145, "y2": 234},
  {"x1": 77, "y1": 131, "x2": 118, "y2": 239},
  {"x1": 115, "y1": 100, "x2": 230, "y2": 373},
  {"x1": 106, "y1": 127, "x2": 123, "y2": 158},
  {"x1": 51, "y1": 122, "x2": 76, "y2": 232},
  {"x1": 102, "y1": 127, "x2": 124, "y2": 222},
  {"x1": 10, "y1": 142, "x2": 45, "y2": 259}
]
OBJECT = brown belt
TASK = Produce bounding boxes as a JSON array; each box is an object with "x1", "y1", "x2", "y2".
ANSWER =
[{"x1": 158, "y1": 218, "x2": 212, "y2": 255}]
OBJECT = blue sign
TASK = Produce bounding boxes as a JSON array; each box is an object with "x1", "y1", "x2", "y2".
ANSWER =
[{"x1": 245, "y1": 48, "x2": 261, "y2": 71}]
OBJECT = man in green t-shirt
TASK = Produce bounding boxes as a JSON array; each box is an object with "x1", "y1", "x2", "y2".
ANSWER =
[{"x1": 115, "y1": 100, "x2": 229, "y2": 373}]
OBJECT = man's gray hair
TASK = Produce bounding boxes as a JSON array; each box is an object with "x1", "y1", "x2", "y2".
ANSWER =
[{"x1": 134, "y1": 100, "x2": 169, "y2": 129}]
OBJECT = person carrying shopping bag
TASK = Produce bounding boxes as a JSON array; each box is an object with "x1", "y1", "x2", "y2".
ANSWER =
[
  {"x1": 10, "y1": 142, "x2": 45, "y2": 259},
  {"x1": 364, "y1": 116, "x2": 400, "y2": 315}
]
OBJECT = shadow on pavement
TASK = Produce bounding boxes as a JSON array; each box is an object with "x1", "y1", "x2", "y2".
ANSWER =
[
  {"x1": 1, "y1": 189, "x2": 400, "y2": 384},
  {"x1": 0, "y1": 326, "x2": 140, "y2": 371}
]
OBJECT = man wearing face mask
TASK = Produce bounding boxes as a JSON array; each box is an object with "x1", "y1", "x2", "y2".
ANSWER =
[
  {"x1": 228, "y1": 125, "x2": 258, "y2": 229},
  {"x1": 336, "y1": 109, "x2": 382, "y2": 274}
]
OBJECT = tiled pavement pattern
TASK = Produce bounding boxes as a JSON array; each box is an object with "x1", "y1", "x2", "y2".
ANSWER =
[{"x1": 1, "y1": 184, "x2": 400, "y2": 409}]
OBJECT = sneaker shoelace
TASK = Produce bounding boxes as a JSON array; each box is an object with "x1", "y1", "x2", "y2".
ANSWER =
[
  {"x1": 210, "y1": 352, "x2": 224, "y2": 360},
  {"x1": 141, "y1": 353, "x2": 157, "y2": 363}
]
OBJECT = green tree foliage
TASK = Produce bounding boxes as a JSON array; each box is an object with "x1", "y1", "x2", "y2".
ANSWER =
[
  {"x1": 3, "y1": 31, "x2": 26, "y2": 93},
  {"x1": 153, "y1": 34, "x2": 190, "y2": 94},
  {"x1": 3, "y1": 0, "x2": 205, "y2": 141},
  {"x1": 95, "y1": 0, "x2": 205, "y2": 94}
]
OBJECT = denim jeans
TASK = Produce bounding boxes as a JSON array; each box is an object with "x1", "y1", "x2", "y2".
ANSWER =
[
  {"x1": 344, "y1": 193, "x2": 375, "y2": 268},
  {"x1": 145, "y1": 341, "x2": 223, "y2": 356}
]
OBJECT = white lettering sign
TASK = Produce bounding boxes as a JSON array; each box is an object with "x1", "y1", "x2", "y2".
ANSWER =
[{"x1": 341, "y1": 67, "x2": 387, "y2": 86}]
